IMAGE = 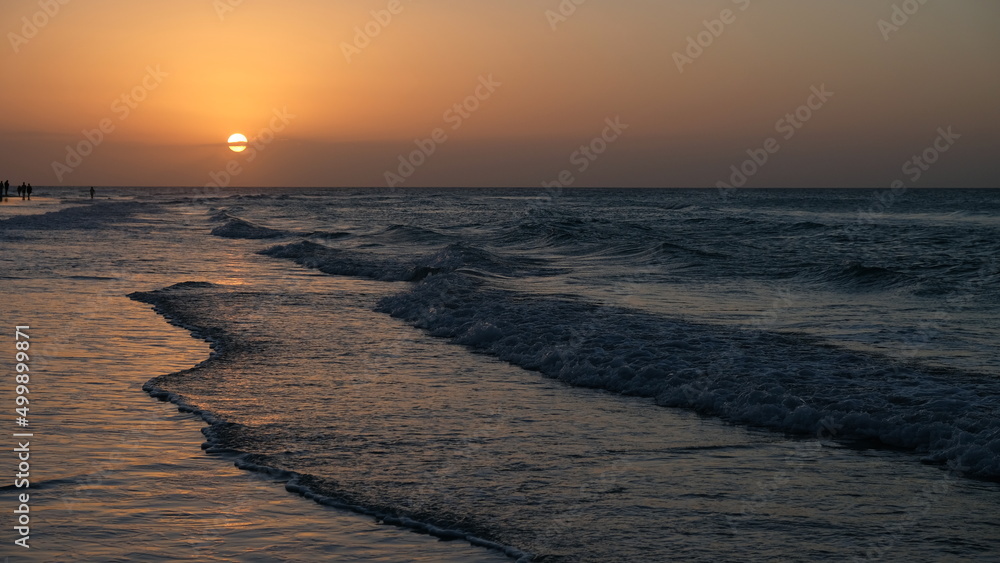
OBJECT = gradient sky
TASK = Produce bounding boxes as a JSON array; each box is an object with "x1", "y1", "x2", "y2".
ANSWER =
[{"x1": 1, "y1": 0, "x2": 998, "y2": 188}]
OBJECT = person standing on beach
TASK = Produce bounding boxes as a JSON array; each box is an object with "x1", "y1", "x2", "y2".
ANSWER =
[
  {"x1": 26, "y1": 184, "x2": 32, "y2": 200},
  {"x1": 90, "y1": 187, "x2": 95, "y2": 199}
]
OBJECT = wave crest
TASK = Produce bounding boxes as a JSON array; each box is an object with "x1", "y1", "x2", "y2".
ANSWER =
[{"x1": 377, "y1": 274, "x2": 1000, "y2": 479}]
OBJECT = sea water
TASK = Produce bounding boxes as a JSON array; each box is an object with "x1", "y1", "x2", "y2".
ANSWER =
[{"x1": 2, "y1": 187, "x2": 999, "y2": 562}]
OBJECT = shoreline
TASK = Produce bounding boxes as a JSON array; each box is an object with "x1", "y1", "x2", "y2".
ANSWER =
[
  {"x1": 129, "y1": 282, "x2": 534, "y2": 563},
  {"x1": 0, "y1": 285, "x2": 511, "y2": 562}
]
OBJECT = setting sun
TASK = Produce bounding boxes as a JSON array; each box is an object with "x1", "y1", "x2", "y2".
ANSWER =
[{"x1": 227, "y1": 133, "x2": 248, "y2": 153}]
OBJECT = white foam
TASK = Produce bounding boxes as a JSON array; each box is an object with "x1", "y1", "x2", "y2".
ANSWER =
[{"x1": 377, "y1": 273, "x2": 1000, "y2": 479}]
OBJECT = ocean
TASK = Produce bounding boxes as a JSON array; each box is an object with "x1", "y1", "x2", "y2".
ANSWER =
[{"x1": 2, "y1": 187, "x2": 999, "y2": 562}]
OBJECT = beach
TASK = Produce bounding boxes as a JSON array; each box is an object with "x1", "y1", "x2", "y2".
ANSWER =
[
  {"x1": 0, "y1": 190, "x2": 510, "y2": 562},
  {"x1": 2, "y1": 187, "x2": 999, "y2": 561}
]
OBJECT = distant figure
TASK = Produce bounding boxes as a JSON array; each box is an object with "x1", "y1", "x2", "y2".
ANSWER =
[
  {"x1": 19, "y1": 183, "x2": 25, "y2": 199},
  {"x1": 90, "y1": 186, "x2": 95, "y2": 200},
  {"x1": 26, "y1": 184, "x2": 32, "y2": 200}
]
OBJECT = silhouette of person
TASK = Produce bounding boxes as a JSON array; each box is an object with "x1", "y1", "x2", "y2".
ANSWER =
[
  {"x1": 26, "y1": 183, "x2": 32, "y2": 200},
  {"x1": 19, "y1": 183, "x2": 25, "y2": 199},
  {"x1": 90, "y1": 187, "x2": 95, "y2": 200}
]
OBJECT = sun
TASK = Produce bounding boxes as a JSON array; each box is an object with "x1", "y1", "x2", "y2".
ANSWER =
[{"x1": 228, "y1": 133, "x2": 248, "y2": 153}]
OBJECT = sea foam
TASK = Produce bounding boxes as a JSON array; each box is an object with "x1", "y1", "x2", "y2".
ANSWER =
[{"x1": 375, "y1": 273, "x2": 1000, "y2": 479}]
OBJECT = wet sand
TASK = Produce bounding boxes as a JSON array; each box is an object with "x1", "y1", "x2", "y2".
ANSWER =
[{"x1": 0, "y1": 287, "x2": 508, "y2": 562}]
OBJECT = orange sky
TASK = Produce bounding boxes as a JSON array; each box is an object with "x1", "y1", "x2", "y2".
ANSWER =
[{"x1": 1, "y1": 0, "x2": 998, "y2": 188}]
